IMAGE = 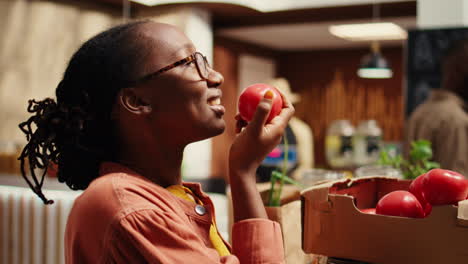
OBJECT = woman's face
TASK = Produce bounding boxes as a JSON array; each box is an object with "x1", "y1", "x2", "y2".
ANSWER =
[{"x1": 135, "y1": 23, "x2": 226, "y2": 144}]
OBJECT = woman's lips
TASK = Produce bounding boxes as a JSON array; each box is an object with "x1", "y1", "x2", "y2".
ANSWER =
[
  {"x1": 210, "y1": 104, "x2": 225, "y2": 116},
  {"x1": 207, "y1": 94, "x2": 224, "y2": 116}
]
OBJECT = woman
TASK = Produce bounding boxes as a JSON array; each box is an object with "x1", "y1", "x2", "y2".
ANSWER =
[
  {"x1": 18, "y1": 21, "x2": 294, "y2": 263},
  {"x1": 405, "y1": 39, "x2": 468, "y2": 176}
]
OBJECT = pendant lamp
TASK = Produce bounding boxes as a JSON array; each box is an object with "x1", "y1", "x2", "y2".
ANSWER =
[
  {"x1": 357, "y1": 41, "x2": 393, "y2": 79},
  {"x1": 357, "y1": 1, "x2": 393, "y2": 79}
]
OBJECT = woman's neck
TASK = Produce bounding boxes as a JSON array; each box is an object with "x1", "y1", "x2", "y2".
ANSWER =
[{"x1": 117, "y1": 137, "x2": 185, "y2": 187}]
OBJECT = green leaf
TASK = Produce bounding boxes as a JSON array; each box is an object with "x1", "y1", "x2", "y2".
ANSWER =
[
  {"x1": 409, "y1": 140, "x2": 433, "y2": 161},
  {"x1": 375, "y1": 140, "x2": 439, "y2": 180},
  {"x1": 267, "y1": 132, "x2": 291, "y2": 207},
  {"x1": 271, "y1": 171, "x2": 304, "y2": 188},
  {"x1": 268, "y1": 169, "x2": 288, "y2": 207},
  {"x1": 393, "y1": 155, "x2": 403, "y2": 168},
  {"x1": 268, "y1": 171, "x2": 278, "y2": 206},
  {"x1": 402, "y1": 170, "x2": 412, "y2": 180},
  {"x1": 424, "y1": 161, "x2": 440, "y2": 170},
  {"x1": 378, "y1": 150, "x2": 391, "y2": 165}
]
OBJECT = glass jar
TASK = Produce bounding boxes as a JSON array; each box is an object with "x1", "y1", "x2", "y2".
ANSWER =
[
  {"x1": 325, "y1": 120, "x2": 355, "y2": 169},
  {"x1": 353, "y1": 120, "x2": 382, "y2": 167}
]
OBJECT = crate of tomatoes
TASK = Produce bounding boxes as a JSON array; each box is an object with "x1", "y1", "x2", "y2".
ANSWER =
[{"x1": 301, "y1": 169, "x2": 468, "y2": 264}]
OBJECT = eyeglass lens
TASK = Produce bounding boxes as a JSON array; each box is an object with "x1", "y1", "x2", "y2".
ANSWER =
[{"x1": 195, "y1": 53, "x2": 209, "y2": 79}]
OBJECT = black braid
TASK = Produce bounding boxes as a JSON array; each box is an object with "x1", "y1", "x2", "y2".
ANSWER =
[
  {"x1": 18, "y1": 99, "x2": 60, "y2": 204},
  {"x1": 18, "y1": 20, "x2": 152, "y2": 204}
]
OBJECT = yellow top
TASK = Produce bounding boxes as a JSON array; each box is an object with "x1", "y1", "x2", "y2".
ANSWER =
[{"x1": 166, "y1": 185, "x2": 231, "y2": 257}]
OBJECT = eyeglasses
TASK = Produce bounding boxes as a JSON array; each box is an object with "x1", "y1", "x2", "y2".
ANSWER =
[{"x1": 133, "y1": 52, "x2": 211, "y2": 85}]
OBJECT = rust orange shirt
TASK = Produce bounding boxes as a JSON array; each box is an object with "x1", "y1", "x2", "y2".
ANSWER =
[{"x1": 64, "y1": 162, "x2": 285, "y2": 263}]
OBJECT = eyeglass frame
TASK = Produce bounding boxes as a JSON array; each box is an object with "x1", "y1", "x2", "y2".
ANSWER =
[{"x1": 131, "y1": 52, "x2": 211, "y2": 86}]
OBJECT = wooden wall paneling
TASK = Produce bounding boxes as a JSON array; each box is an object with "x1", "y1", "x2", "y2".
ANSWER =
[
  {"x1": 210, "y1": 44, "x2": 239, "y2": 181},
  {"x1": 277, "y1": 47, "x2": 404, "y2": 167}
]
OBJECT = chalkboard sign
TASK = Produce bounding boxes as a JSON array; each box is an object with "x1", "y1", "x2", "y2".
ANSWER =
[{"x1": 406, "y1": 27, "x2": 468, "y2": 116}]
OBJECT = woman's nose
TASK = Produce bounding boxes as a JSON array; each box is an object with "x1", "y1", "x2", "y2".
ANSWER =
[{"x1": 206, "y1": 68, "x2": 224, "y2": 88}]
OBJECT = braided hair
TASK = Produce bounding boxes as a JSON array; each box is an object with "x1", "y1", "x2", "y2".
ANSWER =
[{"x1": 18, "y1": 20, "x2": 152, "y2": 204}]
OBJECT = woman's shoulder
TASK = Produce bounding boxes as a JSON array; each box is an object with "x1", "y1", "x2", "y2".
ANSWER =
[
  {"x1": 72, "y1": 163, "x2": 181, "y2": 221},
  {"x1": 65, "y1": 164, "x2": 192, "y2": 261}
]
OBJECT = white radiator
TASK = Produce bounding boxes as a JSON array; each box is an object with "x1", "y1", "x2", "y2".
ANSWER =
[{"x1": 0, "y1": 185, "x2": 81, "y2": 264}]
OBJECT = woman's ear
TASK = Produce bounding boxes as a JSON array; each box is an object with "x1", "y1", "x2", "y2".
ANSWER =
[{"x1": 119, "y1": 88, "x2": 152, "y2": 115}]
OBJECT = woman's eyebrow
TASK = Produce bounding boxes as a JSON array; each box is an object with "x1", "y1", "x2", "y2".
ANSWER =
[{"x1": 166, "y1": 43, "x2": 196, "y2": 60}]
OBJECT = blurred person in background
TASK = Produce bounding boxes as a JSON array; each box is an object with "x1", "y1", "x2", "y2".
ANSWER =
[
  {"x1": 405, "y1": 39, "x2": 468, "y2": 176},
  {"x1": 18, "y1": 20, "x2": 294, "y2": 263},
  {"x1": 256, "y1": 77, "x2": 314, "y2": 182}
]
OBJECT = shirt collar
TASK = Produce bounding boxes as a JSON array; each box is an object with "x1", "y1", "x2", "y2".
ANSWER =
[{"x1": 98, "y1": 161, "x2": 206, "y2": 197}]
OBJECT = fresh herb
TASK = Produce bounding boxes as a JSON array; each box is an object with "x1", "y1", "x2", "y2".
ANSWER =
[
  {"x1": 378, "y1": 139, "x2": 440, "y2": 179},
  {"x1": 267, "y1": 136, "x2": 304, "y2": 206}
]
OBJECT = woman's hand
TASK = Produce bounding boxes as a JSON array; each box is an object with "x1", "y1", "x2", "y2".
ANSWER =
[
  {"x1": 229, "y1": 90, "x2": 295, "y2": 184},
  {"x1": 228, "y1": 90, "x2": 294, "y2": 222}
]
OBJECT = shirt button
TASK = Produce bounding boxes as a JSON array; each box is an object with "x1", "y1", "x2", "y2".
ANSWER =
[{"x1": 195, "y1": 205, "x2": 206, "y2": 216}]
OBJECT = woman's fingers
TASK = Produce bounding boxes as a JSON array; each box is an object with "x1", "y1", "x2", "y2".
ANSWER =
[
  {"x1": 235, "y1": 118, "x2": 248, "y2": 133},
  {"x1": 234, "y1": 88, "x2": 295, "y2": 136},
  {"x1": 269, "y1": 103, "x2": 294, "y2": 129},
  {"x1": 266, "y1": 90, "x2": 295, "y2": 133},
  {"x1": 246, "y1": 91, "x2": 274, "y2": 135}
]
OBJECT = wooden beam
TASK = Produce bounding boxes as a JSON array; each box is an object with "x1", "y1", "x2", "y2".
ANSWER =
[
  {"x1": 214, "y1": 36, "x2": 278, "y2": 58},
  {"x1": 213, "y1": 1, "x2": 417, "y2": 29}
]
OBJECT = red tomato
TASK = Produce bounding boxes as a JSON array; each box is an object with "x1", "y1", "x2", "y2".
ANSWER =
[
  {"x1": 360, "y1": 208, "x2": 376, "y2": 214},
  {"x1": 376, "y1": 191, "x2": 425, "y2": 218},
  {"x1": 238, "y1": 83, "x2": 283, "y2": 123},
  {"x1": 409, "y1": 174, "x2": 432, "y2": 216},
  {"x1": 422, "y1": 202, "x2": 433, "y2": 216},
  {"x1": 422, "y1": 169, "x2": 468, "y2": 205}
]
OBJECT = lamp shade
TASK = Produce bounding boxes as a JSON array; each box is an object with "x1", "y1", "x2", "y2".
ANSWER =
[{"x1": 357, "y1": 52, "x2": 393, "y2": 79}]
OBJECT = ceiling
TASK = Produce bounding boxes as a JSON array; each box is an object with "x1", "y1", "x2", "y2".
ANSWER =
[
  {"x1": 92, "y1": 0, "x2": 417, "y2": 51},
  {"x1": 210, "y1": 0, "x2": 417, "y2": 51},
  {"x1": 216, "y1": 17, "x2": 415, "y2": 51}
]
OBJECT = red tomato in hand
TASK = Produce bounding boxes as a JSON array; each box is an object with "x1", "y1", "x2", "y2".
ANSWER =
[
  {"x1": 409, "y1": 174, "x2": 432, "y2": 216},
  {"x1": 422, "y1": 169, "x2": 468, "y2": 205},
  {"x1": 238, "y1": 83, "x2": 283, "y2": 123},
  {"x1": 376, "y1": 191, "x2": 425, "y2": 218}
]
